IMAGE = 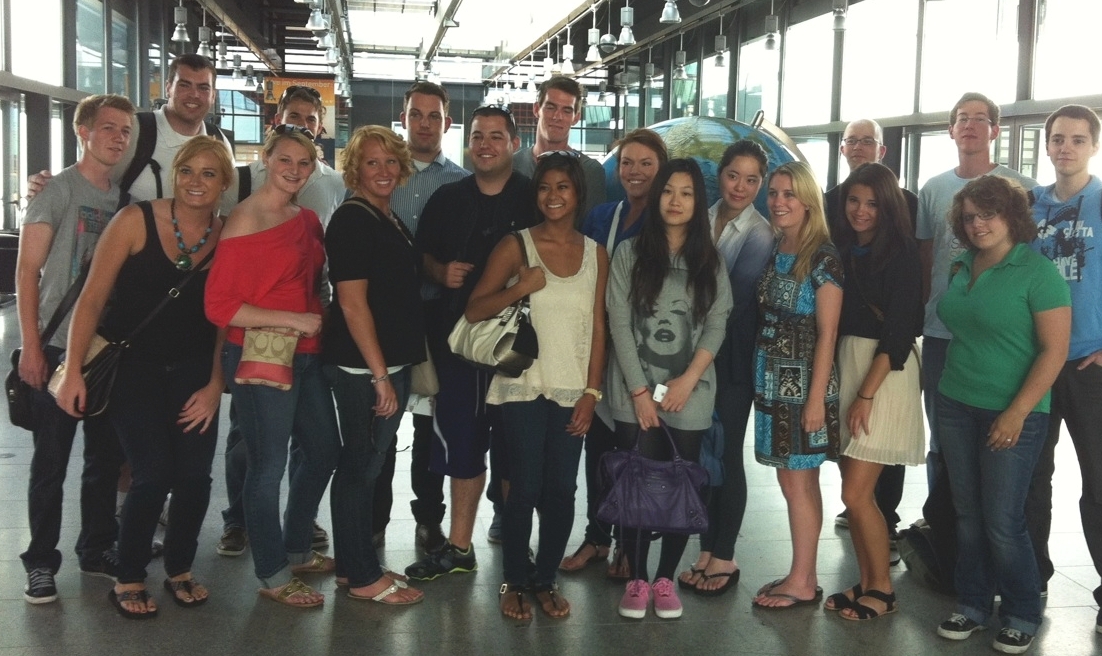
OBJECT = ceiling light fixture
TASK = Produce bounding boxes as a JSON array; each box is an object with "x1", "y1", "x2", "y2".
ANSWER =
[
  {"x1": 586, "y1": 3, "x2": 601, "y2": 62},
  {"x1": 196, "y1": 10, "x2": 212, "y2": 59},
  {"x1": 714, "y1": 15, "x2": 726, "y2": 67},
  {"x1": 171, "y1": 1, "x2": 190, "y2": 43},
  {"x1": 599, "y1": 2, "x2": 617, "y2": 54},
  {"x1": 597, "y1": 80, "x2": 609, "y2": 103},
  {"x1": 217, "y1": 33, "x2": 228, "y2": 68},
  {"x1": 765, "y1": 1, "x2": 779, "y2": 51},
  {"x1": 561, "y1": 26, "x2": 574, "y2": 74},
  {"x1": 660, "y1": 0, "x2": 682, "y2": 24},
  {"x1": 833, "y1": 0, "x2": 848, "y2": 31},
  {"x1": 231, "y1": 54, "x2": 243, "y2": 80},
  {"x1": 673, "y1": 33, "x2": 688, "y2": 80},
  {"x1": 244, "y1": 64, "x2": 255, "y2": 87},
  {"x1": 306, "y1": 1, "x2": 327, "y2": 32},
  {"x1": 642, "y1": 47, "x2": 654, "y2": 88},
  {"x1": 543, "y1": 39, "x2": 554, "y2": 79},
  {"x1": 618, "y1": 1, "x2": 635, "y2": 46}
]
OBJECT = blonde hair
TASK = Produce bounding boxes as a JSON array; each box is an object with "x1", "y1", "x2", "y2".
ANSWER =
[
  {"x1": 340, "y1": 125, "x2": 413, "y2": 192},
  {"x1": 72, "y1": 94, "x2": 136, "y2": 139},
  {"x1": 172, "y1": 136, "x2": 234, "y2": 188},
  {"x1": 770, "y1": 161, "x2": 831, "y2": 282},
  {"x1": 262, "y1": 126, "x2": 319, "y2": 163}
]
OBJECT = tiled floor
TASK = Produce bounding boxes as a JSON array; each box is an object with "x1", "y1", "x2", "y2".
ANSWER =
[{"x1": 0, "y1": 304, "x2": 1099, "y2": 655}]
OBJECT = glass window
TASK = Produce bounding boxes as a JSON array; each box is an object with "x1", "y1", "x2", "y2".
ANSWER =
[
  {"x1": 217, "y1": 90, "x2": 263, "y2": 145},
  {"x1": 1033, "y1": 0, "x2": 1102, "y2": 100},
  {"x1": 1, "y1": 92, "x2": 23, "y2": 230},
  {"x1": 781, "y1": 13, "x2": 832, "y2": 127},
  {"x1": 700, "y1": 54, "x2": 729, "y2": 118},
  {"x1": 736, "y1": 36, "x2": 779, "y2": 125},
  {"x1": 670, "y1": 62, "x2": 699, "y2": 119},
  {"x1": 111, "y1": 5, "x2": 136, "y2": 99},
  {"x1": 645, "y1": 72, "x2": 666, "y2": 126},
  {"x1": 915, "y1": 131, "x2": 959, "y2": 190},
  {"x1": 11, "y1": 0, "x2": 62, "y2": 85},
  {"x1": 840, "y1": 0, "x2": 918, "y2": 119},
  {"x1": 77, "y1": 0, "x2": 106, "y2": 94},
  {"x1": 793, "y1": 136, "x2": 830, "y2": 191},
  {"x1": 919, "y1": 0, "x2": 1017, "y2": 114}
]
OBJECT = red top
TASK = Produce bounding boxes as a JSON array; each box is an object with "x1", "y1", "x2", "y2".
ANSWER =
[{"x1": 205, "y1": 209, "x2": 325, "y2": 353}]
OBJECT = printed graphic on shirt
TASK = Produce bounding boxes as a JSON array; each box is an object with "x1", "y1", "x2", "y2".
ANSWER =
[
  {"x1": 635, "y1": 296, "x2": 707, "y2": 389},
  {"x1": 1037, "y1": 195, "x2": 1092, "y2": 282},
  {"x1": 73, "y1": 204, "x2": 112, "y2": 277}
]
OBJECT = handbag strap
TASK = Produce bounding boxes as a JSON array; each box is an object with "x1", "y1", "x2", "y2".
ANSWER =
[
  {"x1": 632, "y1": 420, "x2": 686, "y2": 461},
  {"x1": 39, "y1": 259, "x2": 91, "y2": 345},
  {"x1": 343, "y1": 197, "x2": 415, "y2": 247},
  {"x1": 512, "y1": 231, "x2": 533, "y2": 306},
  {"x1": 606, "y1": 201, "x2": 624, "y2": 253},
  {"x1": 119, "y1": 247, "x2": 215, "y2": 346}
]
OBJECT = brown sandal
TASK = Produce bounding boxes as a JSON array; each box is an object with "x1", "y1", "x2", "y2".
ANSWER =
[
  {"x1": 533, "y1": 585, "x2": 570, "y2": 618},
  {"x1": 559, "y1": 541, "x2": 609, "y2": 572},
  {"x1": 499, "y1": 583, "x2": 532, "y2": 620},
  {"x1": 606, "y1": 547, "x2": 631, "y2": 581},
  {"x1": 290, "y1": 551, "x2": 335, "y2": 575},
  {"x1": 258, "y1": 577, "x2": 324, "y2": 608}
]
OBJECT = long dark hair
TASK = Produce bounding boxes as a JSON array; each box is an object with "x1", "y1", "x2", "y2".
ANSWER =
[
  {"x1": 631, "y1": 158, "x2": 719, "y2": 325},
  {"x1": 835, "y1": 162, "x2": 913, "y2": 272}
]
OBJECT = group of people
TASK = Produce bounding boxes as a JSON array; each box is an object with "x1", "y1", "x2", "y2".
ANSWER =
[{"x1": 12, "y1": 52, "x2": 1102, "y2": 653}]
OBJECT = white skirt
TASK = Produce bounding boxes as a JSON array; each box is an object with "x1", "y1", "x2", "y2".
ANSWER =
[{"x1": 837, "y1": 336, "x2": 925, "y2": 466}]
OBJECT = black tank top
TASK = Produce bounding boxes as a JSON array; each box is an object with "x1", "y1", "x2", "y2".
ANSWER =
[{"x1": 100, "y1": 201, "x2": 216, "y2": 363}]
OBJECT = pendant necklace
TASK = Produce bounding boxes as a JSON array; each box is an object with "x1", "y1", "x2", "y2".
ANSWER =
[{"x1": 171, "y1": 198, "x2": 214, "y2": 271}]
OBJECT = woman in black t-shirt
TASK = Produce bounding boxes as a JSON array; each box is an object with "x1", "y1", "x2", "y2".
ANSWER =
[{"x1": 322, "y1": 125, "x2": 425, "y2": 606}]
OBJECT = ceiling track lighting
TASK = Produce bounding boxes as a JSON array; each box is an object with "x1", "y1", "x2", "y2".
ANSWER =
[
  {"x1": 561, "y1": 26, "x2": 574, "y2": 74},
  {"x1": 597, "y1": 80, "x2": 609, "y2": 103},
  {"x1": 244, "y1": 64, "x2": 256, "y2": 86},
  {"x1": 217, "y1": 37, "x2": 228, "y2": 68},
  {"x1": 618, "y1": 2, "x2": 635, "y2": 46},
  {"x1": 171, "y1": 1, "x2": 190, "y2": 43},
  {"x1": 306, "y1": 1, "x2": 327, "y2": 32},
  {"x1": 196, "y1": 9, "x2": 212, "y2": 58},
  {"x1": 660, "y1": 0, "x2": 682, "y2": 25}
]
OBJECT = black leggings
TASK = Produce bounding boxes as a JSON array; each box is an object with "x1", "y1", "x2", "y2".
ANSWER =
[{"x1": 614, "y1": 421, "x2": 703, "y2": 582}]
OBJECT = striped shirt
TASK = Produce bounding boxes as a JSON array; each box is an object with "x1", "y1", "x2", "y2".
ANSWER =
[{"x1": 392, "y1": 152, "x2": 469, "y2": 235}]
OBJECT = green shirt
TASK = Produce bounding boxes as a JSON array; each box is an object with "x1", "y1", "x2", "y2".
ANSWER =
[{"x1": 937, "y1": 243, "x2": 1070, "y2": 413}]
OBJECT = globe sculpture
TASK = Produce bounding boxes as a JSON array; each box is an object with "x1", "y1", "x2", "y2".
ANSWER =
[{"x1": 601, "y1": 116, "x2": 802, "y2": 218}]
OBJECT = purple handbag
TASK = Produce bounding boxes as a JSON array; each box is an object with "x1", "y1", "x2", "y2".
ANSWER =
[{"x1": 597, "y1": 422, "x2": 710, "y2": 534}]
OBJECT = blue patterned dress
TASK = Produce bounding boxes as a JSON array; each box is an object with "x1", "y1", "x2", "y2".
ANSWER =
[{"x1": 754, "y1": 243, "x2": 843, "y2": 469}]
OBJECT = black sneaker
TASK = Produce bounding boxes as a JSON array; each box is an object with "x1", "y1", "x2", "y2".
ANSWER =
[
  {"x1": 992, "y1": 628, "x2": 1034, "y2": 654},
  {"x1": 487, "y1": 504, "x2": 503, "y2": 544},
  {"x1": 24, "y1": 568, "x2": 57, "y2": 604},
  {"x1": 404, "y1": 542, "x2": 477, "y2": 581},
  {"x1": 217, "y1": 526, "x2": 248, "y2": 556},
  {"x1": 835, "y1": 511, "x2": 849, "y2": 528},
  {"x1": 80, "y1": 548, "x2": 121, "y2": 581},
  {"x1": 938, "y1": 613, "x2": 985, "y2": 640},
  {"x1": 312, "y1": 522, "x2": 330, "y2": 550},
  {"x1": 415, "y1": 523, "x2": 446, "y2": 553}
]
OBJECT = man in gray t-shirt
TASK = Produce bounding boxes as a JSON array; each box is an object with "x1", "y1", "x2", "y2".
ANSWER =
[{"x1": 16, "y1": 94, "x2": 135, "y2": 604}]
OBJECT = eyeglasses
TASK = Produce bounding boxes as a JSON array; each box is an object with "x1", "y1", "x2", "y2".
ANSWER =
[
  {"x1": 280, "y1": 85, "x2": 322, "y2": 104},
  {"x1": 962, "y1": 209, "x2": 998, "y2": 224},
  {"x1": 473, "y1": 104, "x2": 517, "y2": 132},
  {"x1": 273, "y1": 124, "x2": 315, "y2": 140},
  {"x1": 842, "y1": 137, "x2": 879, "y2": 148},
  {"x1": 537, "y1": 149, "x2": 581, "y2": 160},
  {"x1": 955, "y1": 116, "x2": 992, "y2": 126}
]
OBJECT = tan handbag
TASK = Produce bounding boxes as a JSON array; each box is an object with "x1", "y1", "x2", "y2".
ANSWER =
[
  {"x1": 234, "y1": 327, "x2": 299, "y2": 391},
  {"x1": 409, "y1": 340, "x2": 439, "y2": 396}
]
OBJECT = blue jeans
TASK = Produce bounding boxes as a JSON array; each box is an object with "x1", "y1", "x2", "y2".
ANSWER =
[
  {"x1": 936, "y1": 393, "x2": 1047, "y2": 635},
  {"x1": 109, "y1": 354, "x2": 218, "y2": 583},
  {"x1": 325, "y1": 365, "x2": 410, "y2": 588},
  {"x1": 20, "y1": 346, "x2": 123, "y2": 573},
  {"x1": 500, "y1": 398, "x2": 584, "y2": 587},
  {"x1": 223, "y1": 344, "x2": 340, "y2": 586}
]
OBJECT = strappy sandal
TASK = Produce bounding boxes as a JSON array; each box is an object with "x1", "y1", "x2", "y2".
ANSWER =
[
  {"x1": 606, "y1": 547, "x2": 631, "y2": 581},
  {"x1": 290, "y1": 551, "x2": 335, "y2": 575},
  {"x1": 840, "y1": 589, "x2": 897, "y2": 621},
  {"x1": 559, "y1": 541, "x2": 609, "y2": 572},
  {"x1": 824, "y1": 584, "x2": 862, "y2": 611},
  {"x1": 258, "y1": 577, "x2": 324, "y2": 608},
  {"x1": 109, "y1": 588, "x2": 158, "y2": 620},
  {"x1": 532, "y1": 584, "x2": 570, "y2": 618},
  {"x1": 163, "y1": 577, "x2": 208, "y2": 608},
  {"x1": 499, "y1": 583, "x2": 532, "y2": 620}
]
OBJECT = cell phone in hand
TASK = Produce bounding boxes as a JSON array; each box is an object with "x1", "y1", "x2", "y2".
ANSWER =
[{"x1": 652, "y1": 383, "x2": 668, "y2": 403}]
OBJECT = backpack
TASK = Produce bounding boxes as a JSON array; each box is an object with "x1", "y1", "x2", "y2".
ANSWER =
[
  {"x1": 116, "y1": 111, "x2": 232, "y2": 210},
  {"x1": 237, "y1": 164, "x2": 251, "y2": 204}
]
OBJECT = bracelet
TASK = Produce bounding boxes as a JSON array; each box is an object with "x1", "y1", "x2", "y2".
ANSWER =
[
  {"x1": 371, "y1": 373, "x2": 389, "y2": 384},
  {"x1": 631, "y1": 387, "x2": 649, "y2": 398},
  {"x1": 856, "y1": 392, "x2": 874, "y2": 401}
]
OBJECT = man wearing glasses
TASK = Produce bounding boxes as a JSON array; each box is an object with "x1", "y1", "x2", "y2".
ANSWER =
[
  {"x1": 825, "y1": 118, "x2": 917, "y2": 543},
  {"x1": 405, "y1": 105, "x2": 536, "y2": 580},
  {"x1": 372, "y1": 81, "x2": 468, "y2": 555},
  {"x1": 215, "y1": 85, "x2": 346, "y2": 559},
  {"x1": 513, "y1": 76, "x2": 606, "y2": 221},
  {"x1": 1027, "y1": 105, "x2": 1102, "y2": 634}
]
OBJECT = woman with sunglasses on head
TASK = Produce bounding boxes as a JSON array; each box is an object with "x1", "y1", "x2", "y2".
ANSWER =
[
  {"x1": 55, "y1": 137, "x2": 231, "y2": 618},
  {"x1": 679, "y1": 140, "x2": 775, "y2": 597},
  {"x1": 933, "y1": 176, "x2": 1069, "y2": 653},
  {"x1": 321, "y1": 126, "x2": 424, "y2": 606},
  {"x1": 608, "y1": 158, "x2": 732, "y2": 620},
  {"x1": 561, "y1": 128, "x2": 669, "y2": 579},
  {"x1": 751, "y1": 161, "x2": 843, "y2": 610},
  {"x1": 824, "y1": 162, "x2": 924, "y2": 621},
  {"x1": 467, "y1": 151, "x2": 608, "y2": 620},
  {"x1": 205, "y1": 125, "x2": 341, "y2": 608}
]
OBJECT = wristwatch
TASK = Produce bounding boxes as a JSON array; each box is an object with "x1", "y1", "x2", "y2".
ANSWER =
[{"x1": 583, "y1": 387, "x2": 603, "y2": 402}]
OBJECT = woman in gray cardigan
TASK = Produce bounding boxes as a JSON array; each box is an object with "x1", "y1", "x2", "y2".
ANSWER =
[{"x1": 607, "y1": 158, "x2": 733, "y2": 621}]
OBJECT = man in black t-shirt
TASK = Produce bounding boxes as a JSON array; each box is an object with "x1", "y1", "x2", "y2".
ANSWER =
[{"x1": 405, "y1": 106, "x2": 536, "y2": 581}]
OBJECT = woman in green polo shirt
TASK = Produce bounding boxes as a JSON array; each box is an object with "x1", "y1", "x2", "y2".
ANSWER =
[{"x1": 934, "y1": 175, "x2": 1070, "y2": 654}]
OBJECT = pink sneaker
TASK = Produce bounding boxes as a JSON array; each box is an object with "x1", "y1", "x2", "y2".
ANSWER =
[
  {"x1": 652, "y1": 577, "x2": 683, "y2": 619},
  {"x1": 618, "y1": 579, "x2": 650, "y2": 619}
]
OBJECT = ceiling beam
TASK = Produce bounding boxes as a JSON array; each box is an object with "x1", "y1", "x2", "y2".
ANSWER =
[
  {"x1": 196, "y1": 0, "x2": 283, "y2": 72},
  {"x1": 418, "y1": 0, "x2": 463, "y2": 62}
]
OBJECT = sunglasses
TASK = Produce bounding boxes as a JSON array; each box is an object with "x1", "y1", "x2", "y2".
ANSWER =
[
  {"x1": 473, "y1": 104, "x2": 517, "y2": 132},
  {"x1": 537, "y1": 149, "x2": 581, "y2": 160},
  {"x1": 280, "y1": 85, "x2": 322, "y2": 103},
  {"x1": 273, "y1": 123, "x2": 315, "y2": 140}
]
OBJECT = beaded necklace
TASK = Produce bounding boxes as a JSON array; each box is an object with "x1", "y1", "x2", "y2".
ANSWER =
[{"x1": 171, "y1": 198, "x2": 214, "y2": 271}]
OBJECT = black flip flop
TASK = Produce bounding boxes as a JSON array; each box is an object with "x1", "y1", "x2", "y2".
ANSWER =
[
  {"x1": 164, "y1": 578, "x2": 208, "y2": 608},
  {"x1": 694, "y1": 569, "x2": 741, "y2": 597},
  {"x1": 678, "y1": 567, "x2": 706, "y2": 591},
  {"x1": 109, "y1": 588, "x2": 159, "y2": 620},
  {"x1": 752, "y1": 586, "x2": 824, "y2": 610}
]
